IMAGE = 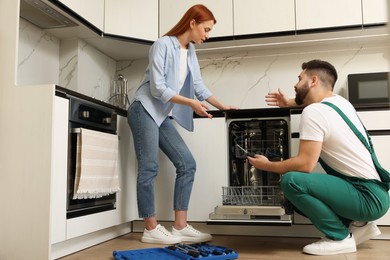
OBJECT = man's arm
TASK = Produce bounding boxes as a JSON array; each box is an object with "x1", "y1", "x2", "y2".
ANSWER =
[{"x1": 247, "y1": 139, "x2": 322, "y2": 174}]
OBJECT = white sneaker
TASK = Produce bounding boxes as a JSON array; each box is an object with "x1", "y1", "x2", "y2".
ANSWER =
[
  {"x1": 302, "y1": 234, "x2": 356, "y2": 255},
  {"x1": 350, "y1": 221, "x2": 381, "y2": 246},
  {"x1": 171, "y1": 224, "x2": 212, "y2": 243},
  {"x1": 141, "y1": 224, "x2": 181, "y2": 244}
]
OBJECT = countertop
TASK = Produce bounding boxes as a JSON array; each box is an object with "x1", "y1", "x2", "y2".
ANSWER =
[
  {"x1": 55, "y1": 85, "x2": 128, "y2": 117},
  {"x1": 56, "y1": 85, "x2": 390, "y2": 120},
  {"x1": 56, "y1": 85, "x2": 299, "y2": 119}
]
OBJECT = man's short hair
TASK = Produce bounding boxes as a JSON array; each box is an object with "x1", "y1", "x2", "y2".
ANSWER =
[{"x1": 302, "y1": 59, "x2": 338, "y2": 90}]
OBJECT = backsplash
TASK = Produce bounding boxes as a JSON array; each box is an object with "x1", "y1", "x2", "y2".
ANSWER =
[
  {"x1": 18, "y1": 18, "x2": 116, "y2": 102},
  {"x1": 59, "y1": 38, "x2": 116, "y2": 102},
  {"x1": 18, "y1": 18, "x2": 390, "y2": 109},
  {"x1": 17, "y1": 18, "x2": 60, "y2": 86}
]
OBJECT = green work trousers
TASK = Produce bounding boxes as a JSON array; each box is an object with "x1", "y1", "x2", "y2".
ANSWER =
[{"x1": 281, "y1": 171, "x2": 389, "y2": 240}]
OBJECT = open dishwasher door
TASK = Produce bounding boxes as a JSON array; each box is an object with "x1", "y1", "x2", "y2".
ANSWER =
[{"x1": 208, "y1": 117, "x2": 293, "y2": 225}]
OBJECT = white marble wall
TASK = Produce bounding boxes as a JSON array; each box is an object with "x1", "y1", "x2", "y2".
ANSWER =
[
  {"x1": 59, "y1": 39, "x2": 116, "y2": 102},
  {"x1": 119, "y1": 39, "x2": 390, "y2": 110},
  {"x1": 17, "y1": 18, "x2": 60, "y2": 86},
  {"x1": 18, "y1": 18, "x2": 116, "y2": 103},
  {"x1": 197, "y1": 41, "x2": 390, "y2": 109}
]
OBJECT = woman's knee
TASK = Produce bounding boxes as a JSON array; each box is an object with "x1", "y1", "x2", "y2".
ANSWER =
[{"x1": 184, "y1": 155, "x2": 196, "y2": 174}]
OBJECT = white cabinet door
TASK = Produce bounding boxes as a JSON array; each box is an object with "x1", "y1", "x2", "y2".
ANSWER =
[
  {"x1": 159, "y1": 0, "x2": 233, "y2": 38},
  {"x1": 362, "y1": 0, "x2": 388, "y2": 25},
  {"x1": 233, "y1": 0, "x2": 295, "y2": 36},
  {"x1": 370, "y1": 134, "x2": 390, "y2": 225},
  {"x1": 296, "y1": 0, "x2": 362, "y2": 30},
  {"x1": 358, "y1": 110, "x2": 390, "y2": 225},
  {"x1": 50, "y1": 96, "x2": 69, "y2": 244},
  {"x1": 116, "y1": 115, "x2": 138, "y2": 223},
  {"x1": 155, "y1": 117, "x2": 228, "y2": 221},
  {"x1": 104, "y1": 0, "x2": 158, "y2": 41},
  {"x1": 57, "y1": 0, "x2": 105, "y2": 31}
]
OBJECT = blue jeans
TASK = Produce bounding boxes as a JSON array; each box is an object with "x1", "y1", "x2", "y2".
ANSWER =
[{"x1": 127, "y1": 101, "x2": 196, "y2": 218}]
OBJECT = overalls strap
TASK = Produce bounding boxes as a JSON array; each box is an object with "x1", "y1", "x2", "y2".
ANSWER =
[{"x1": 320, "y1": 101, "x2": 390, "y2": 188}]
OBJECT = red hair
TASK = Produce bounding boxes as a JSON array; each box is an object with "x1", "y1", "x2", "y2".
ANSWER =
[{"x1": 164, "y1": 4, "x2": 216, "y2": 36}]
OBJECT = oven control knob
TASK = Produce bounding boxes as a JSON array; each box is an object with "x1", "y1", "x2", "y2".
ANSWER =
[
  {"x1": 80, "y1": 111, "x2": 90, "y2": 119},
  {"x1": 103, "y1": 117, "x2": 112, "y2": 124}
]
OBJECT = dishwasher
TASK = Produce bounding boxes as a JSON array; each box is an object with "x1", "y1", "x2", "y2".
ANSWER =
[{"x1": 209, "y1": 113, "x2": 293, "y2": 225}]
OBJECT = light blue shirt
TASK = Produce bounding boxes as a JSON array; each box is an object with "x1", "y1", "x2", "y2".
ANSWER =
[{"x1": 132, "y1": 36, "x2": 212, "y2": 131}]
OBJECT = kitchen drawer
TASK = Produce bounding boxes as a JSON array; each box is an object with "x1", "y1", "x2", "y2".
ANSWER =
[{"x1": 357, "y1": 110, "x2": 390, "y2": 130}]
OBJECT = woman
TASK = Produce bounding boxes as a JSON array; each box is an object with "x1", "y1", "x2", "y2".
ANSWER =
[{"x1": 127, "y1": 4, "x2": 238, "y2": 245}]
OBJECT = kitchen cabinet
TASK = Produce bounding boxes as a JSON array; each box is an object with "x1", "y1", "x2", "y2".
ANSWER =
[
  {"x1": 155, "y1": 117, "x2": 228, "y2": 221},
  {"x1": 116, "y1": 114, "x2": 138, "y2": 223},
  {"x1": 50, "y1": 98, "x2": 137, "y2": 258},
  {"x1": 50, "y1": 100, "x2": 136, "y2": 243},
  {"x1": 358, "y1": 110, "x2": 390, "y2": 225},
  {"x1": 104, "y1": 0, "x2": 158, "y2": 41},
  {"x1": 159, "y1": 0, "x2": 233, "y2": 38},
  {"x1": 65, "y1": 113, "x2": 137, "y2": 239},
  {"x1": 56, "y1": 0, "x2": 105, "y2": 31},
  {"x1": 362, "y1": 0, "x2": 388, "y2": 25},
  {"x1": 50, "y1": 96, "x2": 69, "y2": 244},
  {"x1": 295, "y1": 0, "x2": 362, "y2": 30},
  {"x1": 233, "y1": 0, "x2": 295, "y2": 36}
]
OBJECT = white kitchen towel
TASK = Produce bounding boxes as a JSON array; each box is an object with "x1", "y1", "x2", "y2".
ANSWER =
[{"x1": 73, "y1": 128, "x2": 120, "y2": 199}]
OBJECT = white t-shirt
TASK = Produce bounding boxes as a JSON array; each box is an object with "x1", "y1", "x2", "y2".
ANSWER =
[
  {"x1": 300, "y1": 94, "x2": 380, "y2": 181},
  {"x1": 169, "y1": 48, "x2": 188, "y2": 116},
  {"x1": 178, "y1": 48, "x2": 188, "y2": 91}
]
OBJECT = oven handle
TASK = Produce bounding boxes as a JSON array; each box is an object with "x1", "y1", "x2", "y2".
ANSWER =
[
  {"x1": 71, "y1": 128, "x2": 82, "y2": 134},
  {"x1": 70, "y1": 128, "x2": 119, "y2": 140}
]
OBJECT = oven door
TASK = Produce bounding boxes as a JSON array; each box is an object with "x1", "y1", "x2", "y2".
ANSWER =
[
  {"x1": 66, "y1": 95, "x2": 118, "y2": 219},
  {"x1": 67, "y1": 130, "x2": 117, "y2": 219}
]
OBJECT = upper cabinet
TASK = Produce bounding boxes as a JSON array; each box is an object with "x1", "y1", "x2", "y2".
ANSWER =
[
  {"x1": 104, "y1": 0, "x2": 158, "y2": 41},
  {"x1": 46, "y1": 0, "x2": 388, "y2": 60},
  {"x1": 159, "y1": 0, "x2": 233, "y2": 38},
  {"x1": 362, "y1": 0, "x2": 388, "y2": 25},
  {"x1": 57, "y1": 0, "x2": 105, "y2": 31},
  {"x1": 233, "y1": 0, "x2": 295, "y2": 36},
  {"x1": 295, "y1": 0, "x2": 362, "y2": 30}
]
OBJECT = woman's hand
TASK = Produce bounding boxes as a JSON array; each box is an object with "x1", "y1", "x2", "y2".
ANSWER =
[
  {"x1": 266, "y1": 88, "x2": 296, "y2": 108},
  {"x1": 191, "y1": 100, "x2": 213, "y2": 118},
  {"x1": 205, "y1": 96, "x2": 240, "y2": 111},
  {"x1": 221, "y1": 105, "x2": 240, "y2": 110}
]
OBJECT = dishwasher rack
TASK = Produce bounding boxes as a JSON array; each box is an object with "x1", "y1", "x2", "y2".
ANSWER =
[{"x1": 222, "y1": 186, "x2": 284, "y2": 206}]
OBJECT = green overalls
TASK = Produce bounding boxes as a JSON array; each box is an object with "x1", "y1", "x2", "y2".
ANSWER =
[{"x1": 281, "y1": 102, "x2": 390, "y2": 240}]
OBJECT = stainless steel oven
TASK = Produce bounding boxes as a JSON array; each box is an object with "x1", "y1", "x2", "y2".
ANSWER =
[{"x1": 67, "y1": 95, "x2": 118, "y2": 219}]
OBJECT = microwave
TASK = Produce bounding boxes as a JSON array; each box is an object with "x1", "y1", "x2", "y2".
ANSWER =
[{"x1": 347, "y1": 72, "x2": 390, "y2": 108}]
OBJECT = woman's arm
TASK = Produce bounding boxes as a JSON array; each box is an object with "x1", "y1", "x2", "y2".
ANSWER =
[
  {"x1": 170, "y1": 94, "x2": 213, "y2": 118},
  {"x1": 206, "y1": 95, "x2": 240, "y2": 110}
]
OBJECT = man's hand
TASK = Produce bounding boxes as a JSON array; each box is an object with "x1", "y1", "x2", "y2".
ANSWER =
[
  {"x1": 265, "y1": 88, "x2": 295, "y2": 107},
  {"x1": 247, "y1": 154, "x2": 270, "y2": 171}
]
